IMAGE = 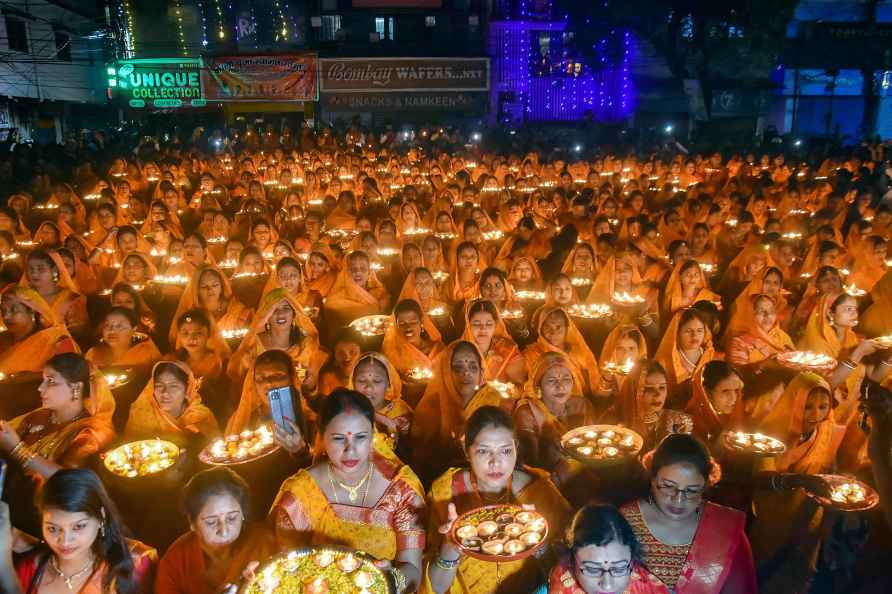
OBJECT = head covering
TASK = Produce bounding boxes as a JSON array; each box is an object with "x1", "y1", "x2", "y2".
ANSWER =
[
  {"x1": 533, "y1": 306, "x2": 601, "y2": 393},
  {"x1": 523, "y1": 351, "x2": 583, "y2": 399},
  {"x1": 685, "y1": 364, "x2": 745, "y2": 443},
  {"x1": 125, "y1": 360, "x2": 218, "y2": 438},
  {"x1": 654, "y1": 308, "x2": 716, "y2": 394},
  {"x1": 170, "y1": 264, "x2": 242, "y2": 346},
  {"x1": 799, "y1": 292, "x2": 859, "y2": 357},
  {"x1": 19, "y1": 250, "x2": 81, "y2": 295},
  {"x1": 599, "y1": 323, "x2": 648, "y2": 366},
  {"x1": 325, "y1": 251, "x2": 387, "y2": 321},
  {"x1": 507, "y1": 255, "x2": 544, "y2": 290},
  {"x1": 661, "y1": 260, "x2": 719, "y2": 317},
  {"x1": 349, "y1": 352, "x2": 403, "y2": 404},
  {"x1": 113, "y1": 251, "x2": 158, "y2": 285},
  {"x1": 0, "y1": 285, "x2": 75, "y2": 375},
  {"x1": 588, "y1": 253, "x2": 643, "y2": 305}
]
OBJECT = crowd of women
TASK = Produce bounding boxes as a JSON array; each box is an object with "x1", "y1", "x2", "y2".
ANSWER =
[{"x1": 0, "y1": 125, "x2": 891, "y2": 594}]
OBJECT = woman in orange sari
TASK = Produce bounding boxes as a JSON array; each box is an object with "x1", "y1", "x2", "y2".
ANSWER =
[
  {"x1": 685, "y1": 361, "x2": 745, "y2": 447},
  {"x1": 113, "y1": 251, "x2": 157, "y2": 289},
  {"x1": 462, "y1": 299, "x2": 526, "y2": 384},
  {"x1": 4, "y1": 468, "x2": 156, "y2": 594},
  {"x1": 171, "y1": 264, "x2": 252, "y2": 345},
  {"x1": 750, "y1": 373, "x2": 845, "y2": 594},
  {"x1": 507, "y1": 255, "x2": 544, "y2": 292},
  {"x1": 422, "y1": 405, "x2": 571, "y2": 594},
  {"x1": 0, "y1": 353, "x2": 116, "y2": 532},
  {"x1": 169, "y1": 308, "x2": 230, "y2": 384},
  {"x1": 324, "y1": 250, "x2": 390, "y2": 328},
  {"x1": 227, "y1": 288, "x2": 326, "y2": 391},
  {"x1": 654, "y1": 308, "x2": 717, "y2": 407},
  {"x1": 609, "y1": 360, "x2": 693, "y2": 452},
  {"x1": 85, "y1": 307, "x2": 162, "y2": 373},
  {"x1": 660, "y1": 259, "x2": 719, "y2": 320},
  {"x1": 562, "y1": 243, "x2": 599, "y2": 301},
  {"x1": 410, "y1": 341, "x2": 513, "y2": 484},
  {"x1": 270, "y1": 389, "x2": 426, "y2": 594},
  {"x1": 0, "y1": 286, "x2": 78, "y2": 376},
  {"x1": 351, "y1": 352, "x2": 413, "y2": 457},
  {"x1": 20, "y1": 250, "x2": 88, "y2": 338},
  {"x1": 398, "y1": 267, "x2": 454, "y2": 339},
  {"x1": 725, "y1": 294, "x2": 794, "y2": 370},
  {"x1": 156, "y1": 468, "x2": 276, "y2": 594},
  {"x1": 523, "y1": 307, "x2": 601, "y2": 399},
  {"x1": 259, "y1": 256, "x2": 322, "y2": 319},
  {"x1": 443, "y1": 241, "x2": 482, "y2": 306},
  {"x1": 383, "y1": 298, "x2": 446, "y2": 380},
  {"x1": 513, "y1": 352, "x2": 595, "y2": 474},
  {"x1": 847, "y1": 235, "x2": 886, "y2": 292},
  {"x1": 124, "y1": 360, "x2": 218, "y2": 443},
  {"x1": 306, "y1": 244, "x2": 340, "y2": 297},
  {"x1": 596, "y1": 324, "x2": 648, "y2": 401}
]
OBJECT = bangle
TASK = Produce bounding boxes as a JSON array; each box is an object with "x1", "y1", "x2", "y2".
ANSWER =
[
  {"x1": 435, "y1": 556, "x2": 460, "y2": 570},
  {"x1": 10, "y1": 442, "x2": 35, "y2": 468},
  {"x1": 390, "y1": 566, "x2": 408, "y2": 594},
  {"x1": 840, "y1": 358, "x2": 857, "y2": 370},
  {"x1": 881, "y1": 360, "x2": 892, "y2": 367}
]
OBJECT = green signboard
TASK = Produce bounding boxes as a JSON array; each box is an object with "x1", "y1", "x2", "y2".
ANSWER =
[{"x1": 109, "y1": 58, "x2": 203, "y2": 109}]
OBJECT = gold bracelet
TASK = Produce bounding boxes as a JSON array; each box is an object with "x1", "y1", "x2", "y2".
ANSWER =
[
  {"x1": 390, "y1": 566, "x2": 408, "y2": 594},
  {"x1": 10, "y1": 443, "x2": 35, "y2": 468},
  {"x1": 8, "y1": 441, "x2": 25, "y2": 461}
]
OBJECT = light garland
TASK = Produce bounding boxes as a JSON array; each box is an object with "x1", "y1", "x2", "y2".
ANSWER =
[
  {"x1": 197, "y1": 0, "x2": 209, "y2": 46},
  {"x1": 173, "y1": 0, "x2": 188, "y2": 56},
  {"x1": 119, "y1": 0, "x2": 136, "y2": 57},
  {"x1": 213, "y1": 0, "x2": 226, "y2": 39}
]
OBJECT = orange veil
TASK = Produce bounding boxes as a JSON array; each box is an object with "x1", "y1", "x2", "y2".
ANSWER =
[{"x1": 125, "y1": 361, "x2": 219, "y2": 439}]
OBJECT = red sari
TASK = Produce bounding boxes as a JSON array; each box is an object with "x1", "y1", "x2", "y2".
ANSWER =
[
  {"x1": 621, "y1": 501, "x2": 757, "y2": 594},
  {"x1": 546, "y1": 556, "x2": 669, "y2": 593}
]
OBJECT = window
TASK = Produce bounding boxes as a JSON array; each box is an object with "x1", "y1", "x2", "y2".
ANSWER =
[
  {"x1": 375, "y1": 17, "x2": 385, "y2": 39},
  {"x1": 5, "y1": 17, "x2": 27, "y2": 53},
  {"x1": 54, "y1": 30, "x2": 71, "y2": 61},
  {"x1": 425, "y1": 16, "x2": 436, "y2": 27},
  {"x1": 321, "y1": 15, "x2": 341, "y2": 41},
  {"x1": 388, "y1": 17, "x2": 394, "y2": 40}
]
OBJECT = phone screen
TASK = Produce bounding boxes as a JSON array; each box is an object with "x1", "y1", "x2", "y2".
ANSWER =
[{"x1": 267, "y1": 386, "x2": 297, "y2": 435}]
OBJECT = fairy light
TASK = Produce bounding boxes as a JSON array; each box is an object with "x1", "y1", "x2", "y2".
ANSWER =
[
  {"x1": 272, "y1": 0, "x2": 289, "y2": 40},
  {"x1": 213, "y1": 0, "x2": 226, "y2": 39},
  {"x1": 173, "y1": 0, "x2": 187, "y2": 56},
  {"x1": 119, "y1": 0, "x2": 136, "y2": 58},
  {"x1": 197, "y1": 0, "x2": 209, "y2": 46}
]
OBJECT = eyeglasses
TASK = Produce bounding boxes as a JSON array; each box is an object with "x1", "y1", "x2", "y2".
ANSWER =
[
  {"x1": 655, "y1": 481, "x2": 705, "y2": 501},
  {"x1": 576, "y1": 560, "x2": 632, "y2": 579}
]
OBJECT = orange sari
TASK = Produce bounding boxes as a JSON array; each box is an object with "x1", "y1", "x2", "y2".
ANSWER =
[
  {"x1": 170, "y1": 264, "x2": 252, "y2": 345},
  {"x1": 324, "y1": 254, "x2": 390, "y2": 324},
  {"x1": 382, "y1": 309, "x2": 446, "y2": 378},
  {"x1": 660, "y1": 261, "x2": 720, "y2": 318},
  {"x1": 725, "y1": 294, "x2": 794, "y2": 368},
  {"x1": 85, "y1": 335, "x2": 162, "y2": 372},
  {"x1": 460, "y1": 301, "x2": 523, "y2": 382},
  {"x1": 125, "y1": 361, "x2": 219, "y2": 440},
  {"x1": 611, "y1": 362, "x2": 693, "y2": 451},
  {"x1": 524, "y1": 307, "x2": 601, "y2": 396},
  {"x1": 0, "y1": 286, "x2": 78, "y2": 375},
  {"x1": 654, "y1": 311, "x2": 717, "y2": 400}
]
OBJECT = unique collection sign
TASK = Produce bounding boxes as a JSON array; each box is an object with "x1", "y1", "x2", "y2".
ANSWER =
[
  {"x1": 110, "y1": 58, "x2": 205, "y2": 109},
  {"x1": 201, "y1": 54, "x2": 319, "y2": 102}
]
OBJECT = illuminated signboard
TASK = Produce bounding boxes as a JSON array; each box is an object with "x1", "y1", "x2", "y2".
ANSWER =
[{"x1": 108, "y1": 58, "x2": 205, "y2": 108}]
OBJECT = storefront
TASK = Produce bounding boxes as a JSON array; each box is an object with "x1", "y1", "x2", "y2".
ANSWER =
[{"x1": 319, "y1": 57, "x2": 489, "y2": 125}]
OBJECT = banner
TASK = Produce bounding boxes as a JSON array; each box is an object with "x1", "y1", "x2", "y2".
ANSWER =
[
  {"x1": 323, "y1": 91, "x2": 485, "y2": 112},
  {"x1": 320, "y1": 57, "x2": 489, "y2": 93},
  {"x1": 202, "y1": 54, "x2": 318, "y2": 101},
  {"x1": 111, "y1": 58, "x2": 204, "y2": 109}
]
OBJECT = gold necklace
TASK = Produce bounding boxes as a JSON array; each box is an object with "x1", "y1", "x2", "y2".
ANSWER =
[
  {"x1": 327, "y1": 461, "x2": 373, "y2": 505},
  {"x1": 50, "y1": 554, "x2": 94, "y2": 591}
]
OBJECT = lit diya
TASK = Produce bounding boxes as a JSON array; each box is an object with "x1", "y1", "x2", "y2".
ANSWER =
[
  {"x1": 151, "y1": 274, "x2": 190, "y2": 286},
  {"x1": 776, "y1": 351, "x2": 836, "y2": 372},
  {"x1": 699, "y1": 263, "x2": 716, "y2": 275},
  {"x1": 103, "y1": 439, "x2": 180, "y2": 478},
  {"x1": 239, "y1": 548, "x2": 389, "y2": 594},
  {"x1": 482, "y1": 230, "x2": 504, "y2": 241},
  {"x1": 376, "y1": 247, "x2": 400, "y2": 257},
  {"x1": 602, "y1": 358, "x2": 635, "y2": 376},
  {"x1": 808, "y1": 475, "x2": 879, "y2": 512},
  {"x1": 427, "y1": 306, "x2": 447, "y2": 317},
  {"x1": 102, "y1": 370, "x2": 131, "y2": 390},
  {"x1": 488, "y1": 380, "x2": 517, "y2": 399},
  {"x1": 721, "y1": 431, "x2": 786, "y2": 456},
  {"x1": 403, "y1": 227, "x2": 431, "y2": 237},
  {"x1": 570, "y1": 276, "x2": 593, "y2": 287},
  {"x1": 231, "y1": 271, "x2": 267, "y2": 280},
  {"x1": 222, "y1": 327, "x2": 250, "y2": 341},
  {"x1": 843, "y1": 283, "x2": 866, "y2": 297},
  {"x1": 560, "y1": 425, "x2": 643, "y2": 465},
  {"x1": 450, "y1": 505, "x2": 548, "y2": 562},
  {"x1": 500, "y1": 308, "x2": 525, "y2": 320},
  {"x1": 612, "y1": 291, "x2": 645, "y2": 305},
  {"x1": 568, "y1": 303, "x2": 612, "y2": 320},
  {"x1": 408, "y1": 367, "x2": 434, "y2": 382},
  {"x1": 349, "y1": 315, "x2": 392, "y2": 337},
  {"x1": 431, "y1": 271, "x2": 450, "y2": 283},
  {"x1": 873, "y1": 335, "x2": 892, "y2": 349},
  {"x1": 199, "y1": 426, "x2": 279, "y2": 466},
  {"x1": 515, "y1": 290, "x2": 546, "y2": 302}
]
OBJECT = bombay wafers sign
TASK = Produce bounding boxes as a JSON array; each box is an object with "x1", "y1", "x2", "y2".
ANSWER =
[{"x1": 320, "y1": 57, "x2": 489, "y2": 93}]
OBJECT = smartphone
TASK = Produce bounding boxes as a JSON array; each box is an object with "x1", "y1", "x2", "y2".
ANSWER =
[
  {"x1": 268, "y1": 386, "x2": 297, "y2": 435},
  {"x1": 0, "y1": 459, "x2": 7, "y2": 499}
]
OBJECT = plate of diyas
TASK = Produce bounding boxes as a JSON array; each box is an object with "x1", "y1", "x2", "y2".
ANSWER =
[
  {"x1": 500, "y1": 307, "x2": 525, "y2": 320},
  {"x1": 103, "y1": 439, "x2": 180, "y2": 478},
  {"x1": 199, "y1": 426, "x2": 279, "y2": 466},
  {"x1": 407, "y1": 367, "x2": 434, "y2": 382},
  {"x1": 570, "y1": 276, "x2": 593, "y2": 287},
  {"x1": 349, "y1": 315, "x2": 392, "y2": 337},
  {"x1": 450, "y1": 505, "x2": 548, "y2": 562},
  {"x1": 721, "y1": 431, "x2": 786, "y2": 456},
  {"x1": 568, "y1": 303, "x2": 612, "y2": 320},
  {"x1": 239, "y1": 547, "x2": 389, "y2": 594},
  {"x1": 560, "y1": 425, "x2": 643, "y2": 465},
  {"x1": 808, "y1": 475, "x2": 879, "y2": 512},
  {"x1": 514, "y1": 290, "x2": 546, "y2": 302},
  {"x1": 611, "y1": 292, "x2": 646, "y2": 308},
  {"x1": 872, "y1": 335, "x2": 892, "y2": 349},
  {"x1": 776, "y1": 350, "x2": 837, "y2": 372},
  {"x1": 602, "y1": 358, "x2": 635, "y2": 376}
]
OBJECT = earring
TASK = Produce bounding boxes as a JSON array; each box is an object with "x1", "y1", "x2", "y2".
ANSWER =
[
  {"x1": 265, "y1": 323, "x2": 271, "y2": 332},
  {"x1": 99, "y1": 523, "x2": 105, "y2": 537},
  {"x1": 52, "y1": 273, "x2": 59, "y2": 282}
]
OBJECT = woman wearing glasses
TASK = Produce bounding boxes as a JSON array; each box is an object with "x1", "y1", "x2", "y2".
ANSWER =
[
  {"x1": 536, "y1": 503, "x2": 668, "y2": 593},
  {"x1": 621, "y1": 434, "x2": 757, "y2": 594}
]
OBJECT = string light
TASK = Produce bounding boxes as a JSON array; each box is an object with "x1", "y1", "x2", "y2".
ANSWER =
[
  {"x1": 213, "y1": 0, "x2": 225, "y2": 39},
  {"x1": 173, "y1": 0, "x2": 187, "y2": 56},
  {"x1": 119, "y1": 0, "x2": 136, "y2": 58},
  {"x1": 272, "y1": 0, "x2": 289, "y2": 40},
  {"x1": 197, "y1": 0, "x2": 209, "y2": 47}
]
